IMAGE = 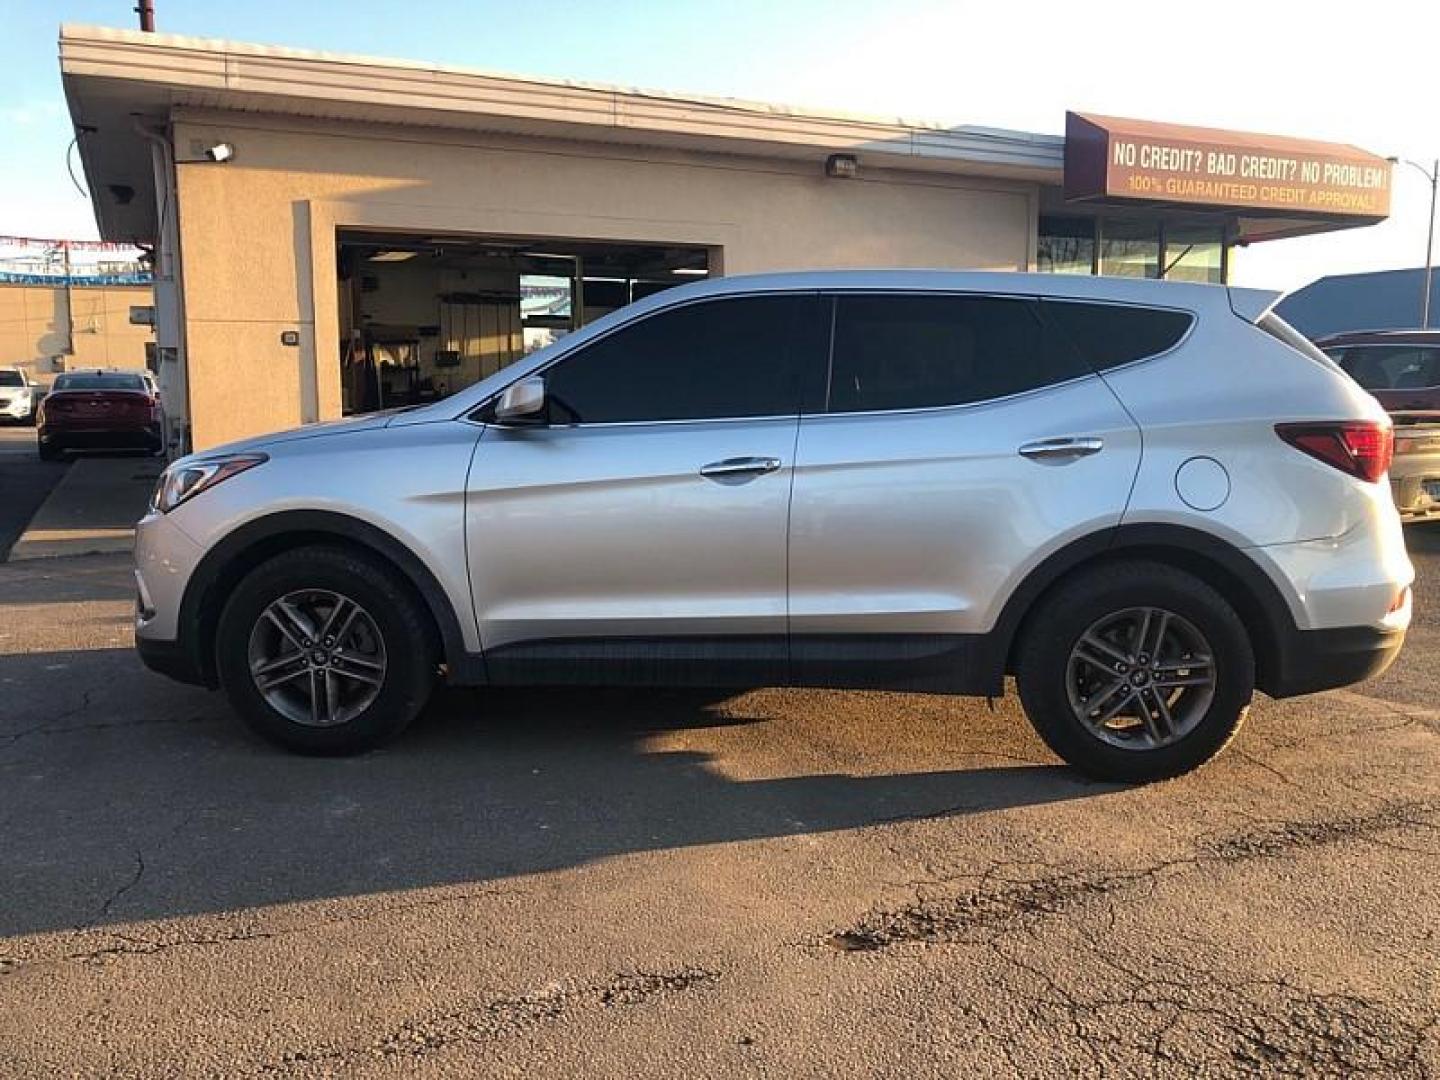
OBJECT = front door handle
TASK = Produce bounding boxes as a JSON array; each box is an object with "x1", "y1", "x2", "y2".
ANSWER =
[
  {"x1": 1018, "y1": 437, "x2": 1104, "y2": 462},
  {"x1": 700, "y1": 456, "x2": 783, "y2": 479}
]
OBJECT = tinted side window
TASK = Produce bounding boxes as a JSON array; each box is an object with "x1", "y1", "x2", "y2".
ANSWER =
[
  {"x1": 542, "y1": 296, "x2": 818, "y2": 423},
  {"x1": 1041, "y1": 300, "x2": 1193, "y2": 371},
  {"x1": 826, "y1": 294, "x2": 1090, "y2": 413}
]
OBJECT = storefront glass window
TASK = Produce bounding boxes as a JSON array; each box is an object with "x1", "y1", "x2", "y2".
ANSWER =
[
  {"x1": 1099, "y1": 220, "x2": 1160, "y2": 278},
  {"x1": 1162, "y1": 225, "x2": 1225, "y2": 284},
  {"x1": 1037, "y1": 216, "x2": 1095, "y2": 275},
  {"x1": 1038, "y1": 216, "x2": 1228, "y2": 283}
]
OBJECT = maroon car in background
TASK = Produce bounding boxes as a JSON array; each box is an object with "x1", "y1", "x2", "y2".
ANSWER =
[
  {"x1": 36, "y1": 370, "x2": 164, "y2": 461},
  {"x1": 1318, "y1": 330, "x2": 1440, "y2": 520}
]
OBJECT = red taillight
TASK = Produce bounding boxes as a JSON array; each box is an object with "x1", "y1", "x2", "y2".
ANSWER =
[{"x1": 1275, "y1": 421, "x2": 1393, "y2": 483}]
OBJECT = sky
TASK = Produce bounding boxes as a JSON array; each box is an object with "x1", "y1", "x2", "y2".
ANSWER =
[{"x1": 1, "y1": 0, "x2": 1436, "y2": 295}]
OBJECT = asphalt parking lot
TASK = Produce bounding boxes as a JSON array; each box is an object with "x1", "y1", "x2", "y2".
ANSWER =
[
  {"x1": 0, "y1": 425, "x2": 67, "y2": 559},
  {"x1": 0, "y1": 468, "x2": 1437, "y2": 1075}
]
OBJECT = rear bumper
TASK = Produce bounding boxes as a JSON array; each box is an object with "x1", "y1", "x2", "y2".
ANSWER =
[
  {"x1": 1265, "y1": 623, "x2": 1406, "y2": 699},
  {"x1": 1247, "y1": 508, "x2": 1411, "y2": 698},
  {"x1": 40, "y1": 423, "x2": 162, "y2": 450}
]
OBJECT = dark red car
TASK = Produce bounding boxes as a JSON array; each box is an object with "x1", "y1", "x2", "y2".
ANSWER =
[
  {"x1": 36, "y1": 370, "x2": 164, "y2": 461},
  {"x1": 1317, "y1": 330, "x2": 1440, "y2": 519}
]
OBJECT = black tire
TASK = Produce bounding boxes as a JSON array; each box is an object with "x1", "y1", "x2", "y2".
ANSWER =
[
  {"x1": 1015, "y1": 560, "x2": 1254, "y2": 783},
  {"x1": 37, "y1": 439, "x2": 62, "y2": 462},
  {"x1": 215, "y1": 545, "x2": 438, "y2": 755}
]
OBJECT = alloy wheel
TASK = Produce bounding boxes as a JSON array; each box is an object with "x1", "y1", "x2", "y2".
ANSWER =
[
  {"x1": 1064, "y1": 606, "x2": 1216, "y2": 750},
  {"x1": 246, "y1": 588, "x2": 388, "y2": 727}
]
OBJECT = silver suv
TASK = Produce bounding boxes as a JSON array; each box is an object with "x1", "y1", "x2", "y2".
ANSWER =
[{"x1": 135, "y1": 271, "x2": 1412, "y2": 781}]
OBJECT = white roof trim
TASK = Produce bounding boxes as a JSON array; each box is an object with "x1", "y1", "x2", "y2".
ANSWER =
[{"x1": 59, "y1": 24, "x2": 1064, "y2": 178}]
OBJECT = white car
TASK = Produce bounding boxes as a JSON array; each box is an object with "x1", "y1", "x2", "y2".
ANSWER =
[
  {"x1": 133, "y1": 271, "x2": 1413, "y2": 781},
  {"x1": 0, "y1": 367, "x2": 37, "y2": 423}
]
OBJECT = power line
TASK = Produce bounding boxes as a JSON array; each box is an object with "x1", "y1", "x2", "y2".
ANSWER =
[{"x1": 65, "y1": 137, "x2": 89, "y2": 200}]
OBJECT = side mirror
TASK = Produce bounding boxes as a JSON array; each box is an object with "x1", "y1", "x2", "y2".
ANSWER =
[{"x1": 493, "y1": 376, "x2": 546, "y2": 423}]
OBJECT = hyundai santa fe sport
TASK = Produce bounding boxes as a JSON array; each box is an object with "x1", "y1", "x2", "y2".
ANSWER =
[{"x1": 134, "y1": 271, "x2": 1413, "y2": 782}]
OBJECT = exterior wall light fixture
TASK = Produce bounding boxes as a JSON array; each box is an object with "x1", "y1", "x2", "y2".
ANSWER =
[{"x1": 825, "y1": 153, "x2": 858, "y2": 179}]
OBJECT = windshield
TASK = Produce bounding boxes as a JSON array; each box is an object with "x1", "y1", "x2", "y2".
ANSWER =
[
  {"x1": 53, "y1": 373, "x2": 147, "y2": 392},
  {"x1": 1325, "y1": 344, "x2": 1440, "y2": 392},
  {"x1": 0, "y1": 371, "x2": 24, "y2": 387}
]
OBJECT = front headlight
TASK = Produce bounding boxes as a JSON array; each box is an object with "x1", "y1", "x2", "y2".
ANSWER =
[{"x1": 152, "y1": 453, "x2": 268, "y2": 513}]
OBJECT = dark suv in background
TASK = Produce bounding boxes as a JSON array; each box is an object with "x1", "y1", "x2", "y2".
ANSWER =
[{"x1": 1319, "y1": 330, "x2": 1440, "y2": 520}]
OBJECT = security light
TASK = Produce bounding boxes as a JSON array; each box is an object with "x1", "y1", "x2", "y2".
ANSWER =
[{"x1": 203, "y1": 142, "x2": 235, "y2": 163}]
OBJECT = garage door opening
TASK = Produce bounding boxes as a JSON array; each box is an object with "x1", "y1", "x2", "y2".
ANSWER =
[{"x1": 335, "y1": 231, "x2": 712, "y2": 415}]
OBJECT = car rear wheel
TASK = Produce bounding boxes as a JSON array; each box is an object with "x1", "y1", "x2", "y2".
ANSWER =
[
  {"x1": 215, "y1": 545, "x2": 438, "y2": 754},
  {"x1": 37, "y1": 440, "x2": 63, "y2": 462},
  {"x1": 1016, "y1": 561, "x2": 1254, "y2": 783}
]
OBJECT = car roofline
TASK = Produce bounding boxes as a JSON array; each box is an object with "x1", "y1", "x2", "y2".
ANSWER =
[{"x1": 416, "y1": 268, "x2": 1242, "y2": 422}]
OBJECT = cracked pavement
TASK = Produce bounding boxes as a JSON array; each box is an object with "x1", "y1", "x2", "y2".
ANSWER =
[{"x1": 0, "y1": 520, "x2": 1437, "y2": 1077}]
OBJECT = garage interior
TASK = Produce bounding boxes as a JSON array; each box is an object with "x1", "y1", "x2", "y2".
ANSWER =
[{"x1": 336, "y1": 230, "x2": 713, "y2": 414}]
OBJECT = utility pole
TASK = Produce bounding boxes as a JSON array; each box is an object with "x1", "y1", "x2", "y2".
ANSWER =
[
  {"x1": 1424, "y1": 159, "x2": 1437, "y2": 330},
  {"x1": 60, "y1": 240, "x2": 75, "y2": 357},
  {"x1": 1390, "y1": 157, "x2": 1438, "y2": 329},
  {"x1": 135, "y1": 1, "x2": 155, "y2": 32}
]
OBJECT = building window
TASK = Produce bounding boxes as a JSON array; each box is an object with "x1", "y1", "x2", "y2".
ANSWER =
[
  {"x1": 1039, "y1": 216, "x2": 1228, "y2": 283},
  {"x1": 1037, "y1": 216, "x2": 1096, "y2": 275},
  {"x1": 1162, "y1": 225, "x2": 1225, "y2": 284},
  {"x1": 1099, "y1": 219, "x2": 1160, "y2": 279}
]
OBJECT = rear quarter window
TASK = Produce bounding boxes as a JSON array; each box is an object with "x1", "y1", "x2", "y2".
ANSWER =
[{"x1": 1040, "y1": 300, "x2": 1194, "y2": 370}]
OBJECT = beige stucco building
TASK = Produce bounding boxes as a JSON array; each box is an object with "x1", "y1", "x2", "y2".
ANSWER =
[
  {"x1": 59, "y1": 25, "x2": 1392, "y2": 453},
  {"x1": 0, "y1": 282, "x2": 152, "y2": 386}
]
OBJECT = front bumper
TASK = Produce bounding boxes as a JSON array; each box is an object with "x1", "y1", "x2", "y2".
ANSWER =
[
  {"x1": 134, "y1": 508, "x2": 211, "y2": 685},
  {"x1": 136, "y1": 634, "x2": 209, "y2": 687},
  {"x1": 0, "y1": 396, "x2": 33, "y2": 419}
]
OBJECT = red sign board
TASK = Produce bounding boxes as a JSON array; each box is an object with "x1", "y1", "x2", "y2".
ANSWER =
[{"x1": 1065, "y1": 112, "x2": 1391, "y2": 220}]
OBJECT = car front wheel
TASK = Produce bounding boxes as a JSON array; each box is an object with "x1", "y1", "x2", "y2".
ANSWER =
[
  {"x1": 1016, "y1": 561, "x2": 1254, "y2": 783},
  {"x1": 215, "y1": 545, "x2": 437, "y2": 754}
]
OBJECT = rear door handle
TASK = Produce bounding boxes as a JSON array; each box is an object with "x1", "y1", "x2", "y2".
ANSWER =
[
  {"x1": 1018, "y1": 437, "x2": 1104, "y2": 461},
  {"x1": 700, "y1": 456, "x2": 783, "y2": 479}
]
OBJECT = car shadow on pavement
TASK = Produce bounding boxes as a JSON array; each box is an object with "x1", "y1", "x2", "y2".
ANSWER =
[{"x1": 0, "y1": 647, "x2": 1112, "y2": 939}]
